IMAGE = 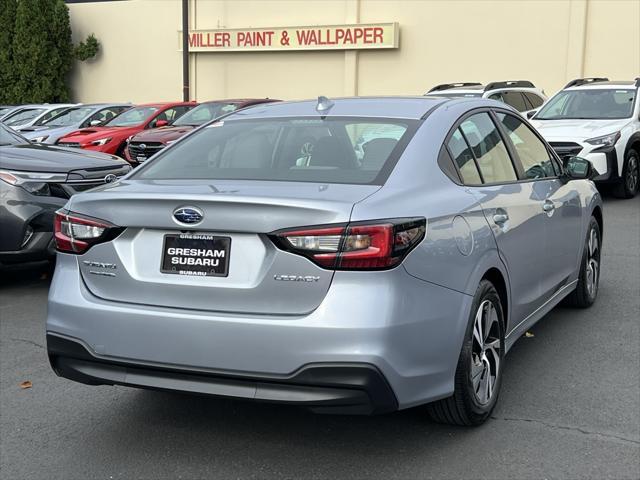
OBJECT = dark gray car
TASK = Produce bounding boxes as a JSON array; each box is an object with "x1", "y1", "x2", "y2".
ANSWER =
[
  {"x1": 19, "y1": 103, "x2": 131, "y2": 144},
  {"x1": 0, "y1": 123, "x2": 131, "y2": 264},
  {"x1": 45, "y1": 97, "x2": 602, "y2": 425}
]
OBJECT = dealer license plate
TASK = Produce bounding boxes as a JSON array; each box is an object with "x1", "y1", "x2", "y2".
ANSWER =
[{"x1": 161, "y1": 233, "x2": 231, "y2": 277}]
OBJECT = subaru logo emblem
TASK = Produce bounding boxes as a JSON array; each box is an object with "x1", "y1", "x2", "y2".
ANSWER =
[
  {"x1": 173, "y1": 206, "x2": 204, "y2": 225},
  {"x1": 139, "y1": 144, "x2": 147, "y2": 150},
  {"x1": 103, "y1": 174, "x2": 117, "y2": 183}
]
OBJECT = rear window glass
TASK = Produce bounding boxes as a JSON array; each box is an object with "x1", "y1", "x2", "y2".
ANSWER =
[{"x1": 135, "y1": 117, "x2": 417, "y2": 185}]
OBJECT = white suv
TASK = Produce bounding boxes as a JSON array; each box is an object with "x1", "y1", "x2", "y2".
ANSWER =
[
  {"x1": 530, "y1": 78, "x2": 640, "y2": 199},
  {"x1": 425, "y1": 80, "x2": 547, "y2": 116}
]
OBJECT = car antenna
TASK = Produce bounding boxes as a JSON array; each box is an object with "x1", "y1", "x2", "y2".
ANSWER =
[{"x1": 316, "y1": 96, "x2": 334, "y2": 114}]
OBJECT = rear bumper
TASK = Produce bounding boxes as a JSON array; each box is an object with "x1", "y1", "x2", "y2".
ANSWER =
[
  {"x1": 48, "y1": 333, "x2": 397, "y2": 414},
  {"x1": 47, "y1": 254, "x2": 473, "y2": 409}
]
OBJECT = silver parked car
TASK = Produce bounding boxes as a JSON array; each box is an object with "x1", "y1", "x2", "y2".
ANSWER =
[
  {"x1": 19, "y1": 103, "x2": 131, "y2": 144},
  {"x1": 46, "y1": 97, "x2": 602, "y2": 425},
  {"x1": 2, "y1": 104, "x2": 77, "y2": 130}
]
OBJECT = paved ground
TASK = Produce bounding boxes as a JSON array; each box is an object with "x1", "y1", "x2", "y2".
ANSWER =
[{"x1": 1, "y1": 193, "x2": 638, "y2": 480}]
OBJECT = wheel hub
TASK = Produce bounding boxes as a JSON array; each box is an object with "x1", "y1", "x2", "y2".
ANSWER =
[
  {"x1": 586, "y1": 226, "x2": 600, "y2": 297},
  {"x1": 471, "y1": 300, "x2": 501, "y2": 405},
  {"x1": 626, "y1": 155, "x2": 638, "y2": 193}
]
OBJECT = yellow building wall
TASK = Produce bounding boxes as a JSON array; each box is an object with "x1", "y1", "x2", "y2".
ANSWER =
[{"x1": 68, "y1": 0, "x2": 640, "y2": 103}]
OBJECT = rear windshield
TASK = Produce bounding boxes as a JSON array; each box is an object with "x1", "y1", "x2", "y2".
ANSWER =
[{"x1": 135, "y1": 117, "x2": 417, "y2": 185}]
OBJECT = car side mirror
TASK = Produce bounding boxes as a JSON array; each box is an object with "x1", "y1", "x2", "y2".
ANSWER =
[
  {"x1": 155, "y1": 119, "x2": 169, "y2": 128},
  {"x1": 526, "y1": 110, "x2": 537, "y2": 119},
  {"x1": 89, "y1": 119, "x2": 102, "y2": 126},
  {"x1": 562, "y1": 156, "x2": 594, "y2": 182}
]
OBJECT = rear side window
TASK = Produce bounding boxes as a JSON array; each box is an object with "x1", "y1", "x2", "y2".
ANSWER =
[
  {"x1": 459, "y1": 113, "x2": 517, "y2": 183},
  {"x1": 523, "y1": 92, "x2": 544, "y2": 109},
  {"x1": 447, "y1": 128, "x2": 482, "y2": 184},
  {"x1": 136, "y1": 117, "x2": 416, "y2": 185},
  {"x1": 501, "y1": 91, "x2": 528, "y2": 112},
  {"x1": 496, "y1": 112, "x2": 557, "y2": 179},
  {"x1": 496, "y1": 113, "x2": 557, "y2": 179}
]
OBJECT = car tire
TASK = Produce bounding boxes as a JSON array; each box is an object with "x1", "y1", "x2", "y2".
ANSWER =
[
  {"x1": 115, "y1": 143, "x2": 127, "y2": 160},
  {"x1": 613, "y1": 149, "x2": 639, "y2": 199},
  {"x1": 564, "y1": 216, "x2": 601, "y2": 308},
  {"x1": 426, "y1": 279, "x2": 505, "y2": 426}
]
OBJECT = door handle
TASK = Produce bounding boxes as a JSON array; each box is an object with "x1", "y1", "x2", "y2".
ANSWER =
[
  {"x1": 542, "y1": 200, "x2": 555, "y2": 213},
  {"x1": 493, "y1": 213, "x2": 509, "y2": 225}
]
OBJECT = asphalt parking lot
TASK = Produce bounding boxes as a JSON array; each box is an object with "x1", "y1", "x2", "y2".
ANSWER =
[{"x1": 1, "y1": 193, "x2": 638, "y2": 480}]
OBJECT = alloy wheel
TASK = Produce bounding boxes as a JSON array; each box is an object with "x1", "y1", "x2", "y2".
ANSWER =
[
  {"x1": 471, "y1": 300, "x2": 501, "y2": 405},
  {"x1": 626, "y1": 154, "x2": 639, "y2": 194},
  {"x1": 585, "y1": 226, "x2": 600, "y2": 298}
]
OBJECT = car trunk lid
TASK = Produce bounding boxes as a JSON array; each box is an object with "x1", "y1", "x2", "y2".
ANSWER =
[{"x1": 72, "y1": 179, "x2": 379, "y2": 315}]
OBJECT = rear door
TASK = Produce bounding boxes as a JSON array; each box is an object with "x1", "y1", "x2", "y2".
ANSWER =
[
  {"x1": 452, "y1": 111, "x2": 549, "y2": 326},
  {"x1": 495, "y1": 111, "x2": 582, "y2": 296}
]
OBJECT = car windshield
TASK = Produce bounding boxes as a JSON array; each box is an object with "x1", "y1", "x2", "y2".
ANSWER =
[
  {"x1": 0, "y1": 123, "x2": 27, "y2": 145},
  {"x1": 0, "y1": 107, "x2": 11, "y2": 117},
  {"x1": 106, "y1": 106, "x2": 158, "y2": 127},
  {"x1": 135, "y1": 117, "x2": 416, "y2": 185},
  {"x1": 43, "y1": 106, "x2": 96, "y2": 127},
  {"x1": 173, "y1": 102, "x2": 239, "y2": 126},
  {"x1": 535, "y1": 89, "x2": 636, "y2": 120},
  {"x1": 4, "y1": 108, "x2": 45, "y2": 126}
]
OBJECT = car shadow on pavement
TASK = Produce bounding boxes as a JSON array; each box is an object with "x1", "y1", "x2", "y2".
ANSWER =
[{"x1": 0, "y1": 261, "x2": 53, "y2": 288}]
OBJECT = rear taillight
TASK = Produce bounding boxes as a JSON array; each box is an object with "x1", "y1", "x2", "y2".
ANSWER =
[
  {"x1": 271, "y1": 218, "x2": 426, "y2": 270},
  {"x1": 54, "y1": 210, "x2": 123, "y2": 254}
]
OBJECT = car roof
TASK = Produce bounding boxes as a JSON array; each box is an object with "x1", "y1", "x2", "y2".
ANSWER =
[
  {"x1": 567, "y1": 81, "x2": 637, "y2": 90},
  {"x1": 74, "y1": 103, "x2": 132, "y2": 108},
  {"x1": 135, "y1": 102, "x2": 197, "y2": 108},
  {"x1": 225, "y1": 96, "x2": 449, "y2": 120},
  {"x1": 199, "y1": 98, "x2": 276, "y2": 104}
]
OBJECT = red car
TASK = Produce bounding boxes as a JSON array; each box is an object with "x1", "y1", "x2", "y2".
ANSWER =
[
  {"x1": 124, "y1": 98, "x2": 279, "y2": 164},
  {"x1": 57, "y1": 102, "x2": 196, "y2": 158}
]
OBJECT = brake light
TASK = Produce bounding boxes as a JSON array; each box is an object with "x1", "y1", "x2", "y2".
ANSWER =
[
  {"x1": 271, "y1": 218, "x2": 426, "y2": 270},
  {"x1": 54, "y1": 210, "x2": 123, "y2": 254}
]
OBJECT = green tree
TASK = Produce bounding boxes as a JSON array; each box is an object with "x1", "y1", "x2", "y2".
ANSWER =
[
  {"x1": 50, "y1": 0, "x2": 73, "y2": 101},
  {"x1": 4, "y1": 0, "x2": 99, "y2": 104},
  {"x1": 0, "y1": 0, "x2": 16, "y2": 103},
  {"x1": 12, "y1": 0, "x2": 57, "y2": 103}
]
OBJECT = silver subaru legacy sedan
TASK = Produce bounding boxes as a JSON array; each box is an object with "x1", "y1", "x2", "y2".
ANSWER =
[{"x1": 46, "y1": 96, "x2": 602, "y2": 425}]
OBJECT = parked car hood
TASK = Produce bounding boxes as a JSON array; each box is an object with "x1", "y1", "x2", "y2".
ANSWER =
[
  {"x1": 0, "y1": 143, "x2": 128, "y2": 172},
  {"x1": 530, "y1": 118, "x2": 629, "y2": 140},
  {"x1": 130, "y1": 125, "x2": 196, "y2": 143},
  {"x1": 18, "y1": 125, "x2": 50, "y2": 133},
  {"x1": 21, "y1": 125, "x2": 76, "y2": 142},
  {"x1": 60, "y1": 126, "x2": 139, "y2": 143}
]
